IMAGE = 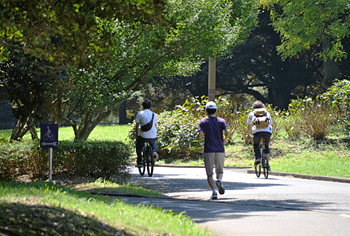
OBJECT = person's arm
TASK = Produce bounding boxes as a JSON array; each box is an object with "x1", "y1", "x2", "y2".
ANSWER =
[
  {"x1": 224, "y1": 127, "x2": 230, "y2": 145},
  {"x1": 197, "y1": 130, "x2": 204, "y2": 139},
  {"x1": 247, "y1": 124, "x2": 253, "y2": 136},
  {"x1": 136, "y1": 122, "x2": 140, "y2": 136}
]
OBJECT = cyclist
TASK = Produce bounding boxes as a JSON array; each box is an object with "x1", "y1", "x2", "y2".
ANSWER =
[
  {"x1": 247, "y1": 100, "x2": 272, "y2": 170},
  {"x1": 198, "y1": 101, "x2": 229, "y2": 200},
  {"x1": 135, "y1": 99, "x2": 159, "y2": 167}
]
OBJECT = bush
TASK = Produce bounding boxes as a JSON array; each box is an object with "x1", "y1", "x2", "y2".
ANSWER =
[
  {"x1": 0, "y1": 140, "x2": 132, "y2": 181},
  {"x1": 286, "y1": 98, "x2": 338, "y2": 140},
  {"x1": 0, "y1": 140, "x2": 49, "y2": 181},
  {"x1": 320, "y1": 79, "x2": 350, "y2": 133}
]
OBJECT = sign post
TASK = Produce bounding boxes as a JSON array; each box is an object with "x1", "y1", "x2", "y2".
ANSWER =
[{"x1": 40, "y1": 124, "x2": 59, "y2": 182}]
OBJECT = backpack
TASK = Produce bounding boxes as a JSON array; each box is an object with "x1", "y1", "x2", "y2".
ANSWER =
[
  {"x1": 253, "y1": 108, "x2": 270, "y2": 129},
  {"x1": 140, "y1": 113, "x2": 154, "y2": 132}
]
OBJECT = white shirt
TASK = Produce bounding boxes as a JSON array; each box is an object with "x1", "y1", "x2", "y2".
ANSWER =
[
  {"x1": 135, "y1": 109, "x2": 157, "y2": 139},
  {"x1": 247, "y1": 110, "x2": 273, "y2": 134}
]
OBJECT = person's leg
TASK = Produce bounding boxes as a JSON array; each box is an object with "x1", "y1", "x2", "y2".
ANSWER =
[
  {"x1": 204, "y1": 153, "x2": 215, "y2": 189},
  {"x1": 136, "y1": 136, "x2": 144, "y2": 165},
  {"x1": 214, "y1": 153, "x2": 224, "y2": 180},
  {"x1": 147, "y1": 138, "x2": 159, "y2": 160},
  {"x1": 253, "y1": 133, "x2": 263, "y2": 164},
  {"x1": 262, "y1": 132, "x2": 272, "y2": 160},
  {"x1": 204, "y1": 153, "x2": 217, "y2": 199},
  {"x1": 214, "y1": 153, "x2": 225, "y2": 195},
  {"x1": 262, "y1": 132, "x2": 272, "y2": 170}
]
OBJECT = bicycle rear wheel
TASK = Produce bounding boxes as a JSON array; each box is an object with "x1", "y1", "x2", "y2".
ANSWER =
[
  {"x1": 138, "y1": 148, "x2": 146, "y2": 176},
  {"x1": 146, "y1": 147, "x2": 154, "y2": 177},
  {"x1": 262, "y1": 156, "x2": 269, "y2": 179}
]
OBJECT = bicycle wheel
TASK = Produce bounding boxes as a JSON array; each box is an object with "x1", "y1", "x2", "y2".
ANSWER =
[
  {"x1": 255, "y1": 163, "x2": 261, "y2": 178},
  {"x1": 138, "y1": 148, "x2": 146, "y2": 176},
  {"x1": 146, "y1": 146, "x2": 154, "y2": 177},
  {"x1": 262, "y1": 156, "x2": 269, "y2": 179}
]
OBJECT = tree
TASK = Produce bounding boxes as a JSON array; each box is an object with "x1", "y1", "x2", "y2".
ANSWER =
[
  {"x1": 266, "y1": 0, "x2": 350, "y2": 86},
  {"x1": 0, "y1": 0, "x2": 166, "y2": 67},
  {"x1": 0, "y1": 41, "x2": 58, "y2": 141},
  {"x1": 1, "y1": 0, "x2": 260, "y2": 141},
  {"x1": 55, "y1": 0, "x2": 258, "y2": 141},
  {"x1": 165, "y1": 9, "x2": 322, "y2": 109}
]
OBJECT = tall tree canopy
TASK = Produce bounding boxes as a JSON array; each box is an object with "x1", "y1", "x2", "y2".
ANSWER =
[
  {"x1": 61, "y1": 0, "x2": 259, "y2": 140},
  {"x1": 266, "y1": 0, "x2": 350, "y2": 60},
  {"x1": 1, "y1": 0, "x2": 260, "y2": 141},
  {"x1": 0, "y1": 0, "x2": 166, "y2": 66},
  {"x1": 165, "y1": 9, "x2": 322, "y2": 109}
]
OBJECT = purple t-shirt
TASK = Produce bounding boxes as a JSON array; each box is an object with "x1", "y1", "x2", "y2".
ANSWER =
[{"x1": 198, "y1": 116, "x2": 227, "y2": 153}]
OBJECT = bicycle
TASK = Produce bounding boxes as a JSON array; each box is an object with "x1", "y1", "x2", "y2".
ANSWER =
[
  {"x1": 254, "y1": 139, "x2": 269, "y2": 179},
  {"x1": 138, "y1": 141, "x2": 155, "y2": 177}
]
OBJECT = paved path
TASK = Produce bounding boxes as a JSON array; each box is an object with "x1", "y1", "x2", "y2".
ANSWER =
[{"x1": 121, "y1": 166, "x2": 350, "y2": 236}]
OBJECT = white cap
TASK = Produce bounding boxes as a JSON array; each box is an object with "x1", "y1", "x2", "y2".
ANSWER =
[{"x1": 206, "y1": 101, "x2": 217, "y2": 109}]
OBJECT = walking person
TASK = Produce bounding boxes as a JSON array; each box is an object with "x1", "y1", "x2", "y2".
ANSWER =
[
  {"x1": 198, "y1": 101, "x2": 230, "y2": 200},
  {"x1": 247, "y1": 100, "x2": 272, "y2": 170},
  {"x1": 135, "y1": 99, "x2": 159, "y2": 166}
]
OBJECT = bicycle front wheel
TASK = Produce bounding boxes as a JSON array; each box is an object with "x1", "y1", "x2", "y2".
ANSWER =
[
  {"x1": 262, "y1": 157, "x2": 269, "y2": 179},
  {"x1": 146, "y1": 147, "x2": 154, "y2": 177}
]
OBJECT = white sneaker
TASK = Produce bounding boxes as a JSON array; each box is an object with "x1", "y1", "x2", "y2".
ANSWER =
[{"x1": 211, "y1": 191, "x2": 218, "y2": 200}]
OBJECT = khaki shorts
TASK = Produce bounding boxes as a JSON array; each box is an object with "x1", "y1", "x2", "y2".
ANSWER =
[{"x1": 203, "y1": 153, "x2": 225, "y2": 176}]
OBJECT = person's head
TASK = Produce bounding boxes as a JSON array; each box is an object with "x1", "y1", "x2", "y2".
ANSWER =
[
  {"x1": 205, "y1": 101, "x2": 217, "y2": 115},
  {"x1": 252, "y1": 100, "x2": 265, "y2": 109},
  {"x1": 142, "y1": 99, "x2": 152, "y2": 109}
]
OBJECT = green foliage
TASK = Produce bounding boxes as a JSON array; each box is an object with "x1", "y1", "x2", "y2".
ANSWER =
[
  {"x1": 321, "y1": 79, "x2": 350, "y2": 113},
  {"x1": 0, "y1": 181, "x2": 211, "y2": 236},
  {"x1": 0, "y1": 140, "x2": 132, "y2": 181},
  {"x1": 269, "y1": 0, "x2": 350, "y2": 60},
  {"x1": 285, "y1": 98, "x2": 338, "y2": 140},
  {"x1": 0, "y1": 0, "x2": 166, "y2": 66},
  {"x1": 56, "y1": 141, "x2": 131, "y2": 179},
  {"x1": 320, "y1": 79, "x2": 350, "y2": 133}
]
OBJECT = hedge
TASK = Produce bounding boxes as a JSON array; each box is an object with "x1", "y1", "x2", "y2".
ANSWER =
[{"x1": 0, "y1": 140, "x2": 132, "y2": 181}]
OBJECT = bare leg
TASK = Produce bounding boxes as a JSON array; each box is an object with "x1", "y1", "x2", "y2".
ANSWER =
[
  {"x1": 207, "y1": 175, "x2": 216, "y2": 190},
  {"x1": 217, "y1": 172, "x2": 223, "y2": 181}
]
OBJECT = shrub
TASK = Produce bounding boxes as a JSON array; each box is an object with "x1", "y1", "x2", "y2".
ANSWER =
[
  {"x1": 320, "y1": 79, "x2": 350, "y2": 133},
  {"x1": 0, "y1": 140, "x2": 132, "y2": 181},
  {"x1": 56, "y1": 141, "x2": 131, "y2": 180},
  {"x1": 287, "y1": 98, "x2": 338, "y2": 140}
]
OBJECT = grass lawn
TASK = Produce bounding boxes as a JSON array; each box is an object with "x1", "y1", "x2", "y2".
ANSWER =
[
  {"x1": 223, "y1": 137, "x2": 350, "y2": 179},
  {"x1": 0, "y1": 179, "x2": 210, "y2": 236}
]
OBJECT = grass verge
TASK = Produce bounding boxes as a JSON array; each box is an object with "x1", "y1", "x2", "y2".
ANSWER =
[{"x1": 0, "y1": 179, "x2": 211, "y2": 236}]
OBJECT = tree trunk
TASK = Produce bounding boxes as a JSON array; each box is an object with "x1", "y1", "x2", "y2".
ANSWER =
[
  {"x1": 73, "y1": 107, "x2": 111, "y2": 141},
  {"x1": 119, "y1": 101, "x2": 130, "y2": 124},
  {"x1": 323, "y1": 38, "x2": 339, "y2": 87},
  {"x1": 10, "y1": 116, "x2": 37, "y2": 142}
]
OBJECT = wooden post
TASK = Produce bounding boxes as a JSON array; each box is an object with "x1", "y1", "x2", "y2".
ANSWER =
[{"x1": 208, "y1": 57, "x2": 216, "y2": 101}]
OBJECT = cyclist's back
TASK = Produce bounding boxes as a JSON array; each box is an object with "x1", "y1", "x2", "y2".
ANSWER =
[
  {"x1": 135, "y1": 99, "x2": 159, "y2": 166},
  {"x1": 246, "y1": 100, "x2": 272, "y2": 169}
]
